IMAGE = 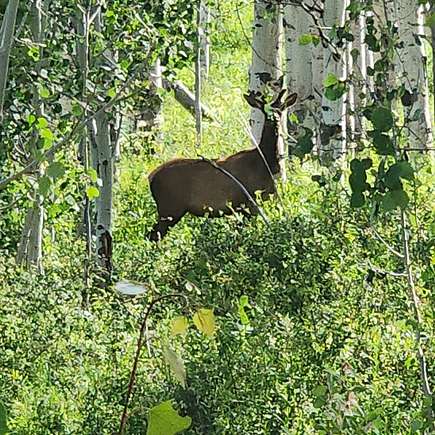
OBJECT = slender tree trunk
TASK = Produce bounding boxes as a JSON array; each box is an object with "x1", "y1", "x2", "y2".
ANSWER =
[
  {"x1": 16, "y1": 0, "x2": 47, "y2": 273},
  {"x1": 350, "y1": 10, "x2": 368, "y2": 139},
  {"x1": 93, "y1": 110, "x2": 113, "y2": 273},
  {"x1": 395, "y1": 0, "x2": 433, "y2": 149},
  {"x1": 91, "y1": 5, "x2": 114, "y2": 274},
  {"x1": 199, "y1": 0, "x2": 211, "y2": 78},
  {"x1": 320, "y1": 0, "x2": 348, "y2": 164},
  {"x1": 431, "y1": 3, "x2": 435, "y2": 117},
  {"x1": 0, "y1": 0, "x2": 19, "y2": 120},
  {"x1": 249, "y1": 0, "x2": 282, "y2": 173},
  {"x1": 75, "y1": 5, "x2": 93, "y2": 291}
]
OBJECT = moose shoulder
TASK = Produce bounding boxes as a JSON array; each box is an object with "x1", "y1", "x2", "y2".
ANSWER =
[{"x1": 147, "y1": 89, "x2": 297, "y2": 241}]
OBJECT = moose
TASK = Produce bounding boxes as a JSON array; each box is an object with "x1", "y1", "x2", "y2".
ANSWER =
[{"x1": 147, "y1": 88, "x2": 297, "y2": 241}]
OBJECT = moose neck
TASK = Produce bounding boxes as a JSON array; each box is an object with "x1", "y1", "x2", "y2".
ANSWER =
[{"x1": 258, "y1": 114, "x2": 280, "y2": 175}]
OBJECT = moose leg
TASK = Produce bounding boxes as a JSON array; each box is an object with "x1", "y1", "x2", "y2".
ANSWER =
[{"x1": 147, "y1": 214, "x2": 184, "y2": 242}]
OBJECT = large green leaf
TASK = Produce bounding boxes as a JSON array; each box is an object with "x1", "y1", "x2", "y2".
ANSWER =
[
  {"x1": 371, "y1": 107, "x2": 394, "y2": 132},
  {"x1": 372, "y1": 131, "x2": 394, "y2": 155},
  {"x1": 382, "y1": 189, "x2": 409, "y2": 211},
  {"x1": 147, "y1": 401, "x2": 191, "y2": 435}
]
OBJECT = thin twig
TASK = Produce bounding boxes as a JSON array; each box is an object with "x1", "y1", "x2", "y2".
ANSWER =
[
  {"x1": 118, "y1": 293, "x2": 188, "y2": 435},
  {"x1": 369, "y1": 224, "x2": 404, "y2": 259}
]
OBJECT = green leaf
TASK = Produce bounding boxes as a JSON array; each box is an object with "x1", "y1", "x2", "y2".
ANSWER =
[
  {"x1": 324, "y1": 84, "x2": 346, "y2": 101},
  {"x1": 40, "y1": 128, "x2": 54, "y2": 147},
  {"x1": 38, "y1": 176, "x2": 51, "y2": 197},
  {"x1": 298, "y1": 34, "x2": 319, "y2": 46},
  {"x1": 313, "y1": 385, "x2": 327, "y2": 397},
  {"x1": 0, "y1": 402, "x2": 7, "y2": 435},
  {"x1": 47, "y1": 162, "x2": 65, "y2": 179},
  {"x1": 395, "y1": 161, "x2": 414, "y2": 180},
  {"x1": 382, "y1": 190, "x2": 409, "y2": 211},
  {"x1": 27, "y1": 114, "x2": 36, "y2": 126},
  {"x1": 163, "y1": 347, "x2": 187, "y2": 388},
  {"x1": 391, "y1": 189, "x2": 409, "y2": 209},
  {"x1": 38, "y1": 86, "x2": 50, "y2": 99},
  {"x1": 37, "y1": 117, "x2": 48, "y2": 129},
  {"x1": 372, "y1": 131, "x2": 394, "y2": 155},
  {"x1": 238, "y1": 295, "x2": 250, "y2": 325},
  {"x1": 384, "y1": 165, "x2": 403, "y2": 190},
  {"x1": 294, "y1": 128, "x2": 314, "y2": 158},
  {"x1": 371, "y1": 107, "x2": 394, "y2": 132},
  {"x1": 107, "y1": 87, "x2": 116, "y2": 98},
  {"x1": 147, "y1": 401, "x2": 191, "y2": 435},
  {"x1": 86, "y1": 186, "x2": 100, "y2": 200},
  {"x1": 323, "y1": 73, "x2": 338, "y2": 88},
  {"x1": 170, "y1": 316, "x2": 189, "y2": 336},
  {"x1": 87, "y1": 168, "x2": 98, "y2": 183}
]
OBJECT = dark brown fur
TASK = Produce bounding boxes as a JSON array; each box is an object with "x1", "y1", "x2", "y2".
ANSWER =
[{"x1": 147, "y1": 90, "x2": 297, "y2": 241}]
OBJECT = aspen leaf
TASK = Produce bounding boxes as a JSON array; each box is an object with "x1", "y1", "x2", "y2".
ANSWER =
[
  {"x1": 147, "y1": 401, "x2": 191, "y2": 435},
  {"x1": 163, "y1": 346, "x2": 186, "y2": 387},
  {"x1": 170, "y1": 316, "x2": 188, "y2": 336},
  {"x1": 238, "y1": 295, "x2": 250, "y2": 325},
  {"x1": 193, "y1": 309, "x2": 216, "y2": 336},
  {"x1": 86, "y1": 186, "x2": 100, "y2": 200}
]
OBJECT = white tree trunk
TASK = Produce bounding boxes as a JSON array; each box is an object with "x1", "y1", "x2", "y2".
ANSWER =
[
  {"x1": 249, "y1": 0, "x2": 282, "y2": 174},
  {"x1": 0, "y1": 0, "x2": 19, "y2": 119},
  {"x1": 320, "y1": 0, "x2": 348, "y2": 163},
  {"x1": 396, "y1": 0, "x2": 433, "y2": 149},
  {"x1": 16, "y1": 0, "x2": 47, "y2": 273},
  {"x1": 284, "y1": 2, "x2": 322, "y2": 155},
  {"x1": 351, "y1": 11, "x2": 368, "y2": 126},
  {"x1": 93, "y1": 110, "x2": 114, "y2": 272},
  {"x1": 199, "y1": 0, "x2": 211, "y2": 78}
]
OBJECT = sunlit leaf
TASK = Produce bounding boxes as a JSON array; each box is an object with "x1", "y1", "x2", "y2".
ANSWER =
[
  {"x1": 238, "y1": 295, "x2": 250, "y2": 325},
  {"x1": 147, "y1": 401, "x2": 191, "y2": 435},
  {"x1": 170, "y1": 316, "x2": 188, "y2": 336},
  {"x1": 86, "y1": 186, "x2": 100, "y2": 200},
  {"x1": 323, "y1": 73, "x2": 338, "y2": 87},
  {"x1": 163, "y1": 346, "x2": 186, "y2": 387},
  {"x1": 193, "y1": 309, "x2": 216, "y2": 337}
]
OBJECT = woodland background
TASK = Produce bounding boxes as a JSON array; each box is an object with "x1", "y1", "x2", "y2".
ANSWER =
[{"x1": 0, "y1": 0, "x2": 434, "y2": 433}]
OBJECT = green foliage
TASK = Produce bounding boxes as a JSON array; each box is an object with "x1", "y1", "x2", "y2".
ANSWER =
[
  {"x1": 147, "y1": 401, "x2": 191, "y2": 435},
  {"x1": 0, "y1": 402, "x2": 7, "y2": 435},
  {"x1": 0, "y1": 1, "x2": 434, "y2": 434}
]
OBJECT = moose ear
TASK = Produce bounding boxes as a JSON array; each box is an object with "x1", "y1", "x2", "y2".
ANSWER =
[
  {"x1": 271, "y1": 88, "x2": 287, "y2": 108},
  {"x1": 243, "y1": 91, "x2": 264, "y2": 110},
  {"x1": 283, "y1": 92, "x2": 297, "y2": 109}
]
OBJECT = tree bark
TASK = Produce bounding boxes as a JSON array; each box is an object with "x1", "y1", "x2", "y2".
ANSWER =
[
  {"x1": 199, "y1": 0, "x2": 211, "y2": 78},
  {"x1": 395, "y1": 0, "x2": 433, "y2": 149},
  {"x1": 284, "y1": 1, "x2": 322, "y2": 156},
  {"x1": 16, "y1": 0, "x2": 47, "y2": 273},
  {"x1": 93, "y1": 110, "x2": 113, "y2": 273},
  {"x1": 249, "y1": 0, "x2": 282, "y2": 175},
  {"x1": 0, "y1": 0, "x2": 19, "y2": 120},
  {"x1": 320, "y1": 0, "x2": 348, "y2": 163}
]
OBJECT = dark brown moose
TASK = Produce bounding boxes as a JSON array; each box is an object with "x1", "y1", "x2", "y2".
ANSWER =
[{"x1": 147, "y1": 89, "x2": 297, "y2": 241}]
